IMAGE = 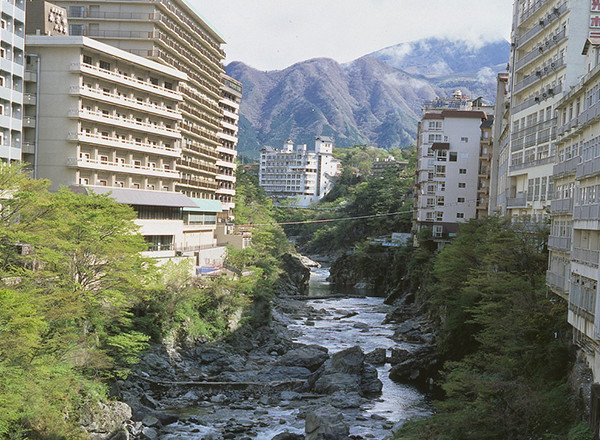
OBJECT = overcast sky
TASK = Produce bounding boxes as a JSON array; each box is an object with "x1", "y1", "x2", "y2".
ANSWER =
[{"x1": 192, "y1": 0, "x2": 514, "y2": 71}]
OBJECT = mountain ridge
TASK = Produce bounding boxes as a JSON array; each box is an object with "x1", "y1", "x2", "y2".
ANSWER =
[{"x1": 226, "y1": 37, "x2": 510, "y2": 158}]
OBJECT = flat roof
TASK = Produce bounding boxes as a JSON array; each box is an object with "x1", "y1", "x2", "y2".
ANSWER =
[
  {"x1": 184, "y1": 198, "x2": 222, "y2": 212},
  {"x1": 26, "y1": 35, "x2": 187, "y2": 81},
  {"x1": 85, "y1": 186, "x2": 198, "y2": 208}
]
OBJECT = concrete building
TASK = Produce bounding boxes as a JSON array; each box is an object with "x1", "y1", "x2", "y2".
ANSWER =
[
  {"x1": 499, "y1": 0, "x2": 590, "y2": 221},
  {"x1": 50, "y1": 0, "x2": 238, "y2": 216},
  {"x1": 413, "y1": 91, "x2": 492, "y2": 242},
  {"x1": 372, "y1": 157, "x2": 409, "y2": 175},
  {"x1": 217, "y1": 74, "x2": 241, "y2": 217},
  {"x1": 0, "y1": 0, "x2": 25, "y2": 162},
  {"x1": 489, "y1": 73, "x2": 511, "y2": 215},
  {"x1": 259, "y1": 136, "x2": 341, "y2": 207},
  {"x1": 546, "y1": 38, "x2": 600, "y2": 417},
  {"x1": 24, "y1": 35, "x2": 228, "y2": 270}
]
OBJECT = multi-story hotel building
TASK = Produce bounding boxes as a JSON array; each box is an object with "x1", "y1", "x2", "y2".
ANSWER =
[
  {"x1": 489, "y1": 73, "x2": 511, "y2": 214},
  {"x1": 259, "y1": 137, "x2": 341, "y2": 207},
  {"x1": 413, "y1": 91, "x2": 492, "y2": 242},
  {"x1": 546, "y1": 38, "x2": 600, "y2": 416},
  {"x1": 0, "y1": 0, "x2": 25, "y2": 163},
  {"x1": 499, "y1": 0, "x2": 589, "y2": 221},
  {"x1": 217, "y1": 74, "x2": 241, "y2": 216},
  {"x1": 51, "y1": 0, "x2": 236, "y2": 213},
  {"x1": 25, "y1": 35, "x2": 228, "y2": 270}
]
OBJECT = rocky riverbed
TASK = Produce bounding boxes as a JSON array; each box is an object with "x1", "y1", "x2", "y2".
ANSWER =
[{"x1": 110, "y1": 265, "x2": 434, "y2": 440}]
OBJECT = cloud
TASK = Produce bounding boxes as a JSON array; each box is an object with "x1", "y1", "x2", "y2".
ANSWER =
[{"x1": 194, "y1": 0, "x2": 513, "y2": 71}]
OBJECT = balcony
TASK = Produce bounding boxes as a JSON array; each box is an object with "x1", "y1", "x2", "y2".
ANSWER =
[
  {"x1": 510, "y1": 156, "x2": 555, "y2": 172},
  {"x1": 67, "y1": 156, "x2": 180, "y2": 179},
  {"x1": 70, "y1": 62, "x2": 183, "y2": 101},
  {"x1": 507, "y1": 194, "x2": 528, "y2": 207},
  {"x1": 70, "y1": 10, "x2": 162, "y2": 20},
  {"x1": 515, "y1": 29, "x2": 566, "y2": 72},
  {"x1": 572, "y1": 247, "x2": 600, "y2": 267},
  {"x1": 546, "y1": 270, "x2": 568, "y2": 296},
  {"x1": 548, "y1": 235, "x2": 571, "y2": 251},
  {"x1": 67, "y1": 131, "x2": 181, "y2": 157},
  {"x1": 550, "y1": 198, "x2": 573, "y2": 214},
  {"x1": 177, "y1": 177, "x2": 219, "y2": 190},
  {"x1": 513, "y1": 56, "x2": 565, "y2": 95},
  {"x1": 553, "y1": 156, "x2": 580, "y2": 177},
  {"x1": 512, "y1": 84, "x2": 562, "y2": 114},
  {"x1": 22, "y1": 141, "x2": 34, "y2": 154},
  {"x1": 23, "y1": 93, "x2": 36, "y2": 105},
  {"x1": 573, "y1": 204, "x2": 600, "y2": 222},
  {"x1": 177, "y1": 158, "x2": 218, "y2": 174},
  {"x1": 216, "y1": 173, "x2": 235, "y2": 183},
  {"x1": 576, "y1": 156, "x2": 600, "y2": 180},
  {"x1": 517, "y1": 2, "x2": 567, "y2": 48},
  {"x1": 24, "y1": 69, "x2": 36, "y2": 82},
  {"x1": 69, "y1": 108, "x2": 181, "y2": 138},
  {"x1": 70, "y1": 86, "x2": 181, "y2": 120},
  {"x1": 519, "y1": 0, "x2": 549, "y2": 25},
  {"x1": 22, "y1": 115, "x2": 35, "y2": 128}
]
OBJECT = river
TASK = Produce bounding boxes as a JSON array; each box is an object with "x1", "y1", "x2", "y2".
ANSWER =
[{"x1": 158, "y1": 266, "x2": 432, "y2": 439}]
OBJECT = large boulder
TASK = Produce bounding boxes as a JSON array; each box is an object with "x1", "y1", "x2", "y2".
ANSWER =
[
  {"x1": 305, "y1": 406, "x2": 350, "y2": 440},
  {"x1": 80, "y1": 400, "x2": 132, "y2": 440},
  {"x1": 305, "y1": 346, "x2": 382, "y2": 397},
  {"x1": 276, "y1": 253, "x2": 312, "y2": 296},
  {"x1": 278, "y1": 344, "x2": 329, "y2": 372},
  {"x1": 389, "y1": 344, "x2": 438, "y2": 387}
]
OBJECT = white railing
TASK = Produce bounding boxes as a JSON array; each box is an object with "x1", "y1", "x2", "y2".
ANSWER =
[{"x1": 67, "y1": 156, "x2": 180, "y2": 178}]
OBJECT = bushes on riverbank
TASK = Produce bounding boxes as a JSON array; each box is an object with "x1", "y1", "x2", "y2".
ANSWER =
[
  {"x1": 394, "y1": 217, "x2": 589, "y2": 440},
  {"x1": 0, "y1": 164, "x2": 288, "y2": 438}
]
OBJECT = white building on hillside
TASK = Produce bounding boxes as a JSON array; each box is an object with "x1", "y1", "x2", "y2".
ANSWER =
[
  {"x1": 413, "y1": 91, "x2": 493, "y2": 243},
  {"x1": 259, "y1": 136, "x2": 341, "y2": 207}
]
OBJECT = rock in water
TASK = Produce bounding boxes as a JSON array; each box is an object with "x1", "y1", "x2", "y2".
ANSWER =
[
  {"x1": 305, "y1": 406, "x2": 350, "y2": 440},
  {"x1": 271, "y1": 432, "x2": 304, "y2": 440},
  {"x1": 305, "y1": 346, "x2": 382, "y2": 396},
  {"x1": 276, "y1": 253, "x2": 311, "y2": 296},
  {"x1": 278, "y1": 344, "x2": 329, "y2": 371}
]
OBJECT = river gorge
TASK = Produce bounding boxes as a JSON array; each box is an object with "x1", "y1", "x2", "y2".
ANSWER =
[{"x1": 118, "y1": 265, "x2": 433, "y2": 440}]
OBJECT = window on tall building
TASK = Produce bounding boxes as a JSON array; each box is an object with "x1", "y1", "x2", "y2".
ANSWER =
[
  {"x1": 99, "y1": 60, "x2": 111, "y2": 70},
  {"x1": 458, "y1": 182, "x2": 466, "y2": 188},
  {"x1": 457, "y1": 197, "x2": 465, "y2": 203},
  {"x1": 457, "y1": 213, "x2": 465, "y2": 219},
  {"x1": 459, "y1": 168, "x2": 467, "y2": 174},
  {"x1": 436, "y1": 211, "x2": 443, "y2": 221},
  {"x1": 437, "y1": 196, "x2": 445, "y2": 206},
  {"x1": 449, "y1": 152, "x2": 457, "y2": 162},
  {"x1": 69, "y1": 6, "x2": 85, "y2": 17},
  {"x1": 461, "y1": 137, "x2": 469, "y2": 142}
]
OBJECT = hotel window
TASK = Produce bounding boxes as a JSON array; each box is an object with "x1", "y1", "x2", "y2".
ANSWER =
[
  {"x1": 133, "y1": 160, "x2": 141, "y2": 168},
  {"x1": 459, "y1": 168, "x2": 467, "y2": 174},
  {"x1": 457, "y1": 197, "x2": 465, "y2": 203},
  {"x1": 79, "y1": 177, "x2": 89, "y2": 185},
  {"x1": 461, "y1": 137, "x2": 469, "y2": 142},
  {"x1": 98, "y1": 179, "x2": 107, "y2": 186},
  {"x1": 99, "y1": 155, "x2": 108, "y2": 164},
  {"x1": 458, "y1": 182, "x2": 466, "y2": 188},
  {"x1": 80, "y1": 152, "x2": 90, "y2": 160},
  {"x1": 457, "y1": 213, "x2": 465, "y2": 219},
  {"x1": 148, "y1": 162, "x2": 156, "y2": 169},
  {"x1": 437, "y1": 196, "x2": 445, "y2": 206},
  {"x1": 436, "y1": 150, "x2": 447, "y2": 161},
  {"x1": 99, "y1": 60, "x2": 111, "y2": 71},
  {"x1": 449, "y1": 152, "x2": 457, "y2": 162},
  {"x1": 436, "y1": 211, "x2": 443, "y2": 221}
]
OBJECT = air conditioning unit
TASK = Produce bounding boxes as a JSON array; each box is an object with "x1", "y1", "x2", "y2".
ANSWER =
[
  {"x1": 553, "y1": 7, "x2": 559, "y2": 14},
  {"x1": 543, "y1": 93, "x2": 548, "y2": 98},
  {"x1": 548, "y1": 88, "x2": 554, "y2": 94},
  {"x1": 545, "y1": 40, "x2": 550, "y2": 46},
  {"x1": 536, "y1": 70, "x2": 542, "y2": 76},
  {"x1": 539, "y1": 19, "x2": 545, "y2": 26},
  {"x1": 553, "y1": 35, "x2": 557, "y2": 41}
]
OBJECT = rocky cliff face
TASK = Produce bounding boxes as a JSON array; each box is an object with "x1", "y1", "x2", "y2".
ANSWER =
[{"x1": 226, "y1": 37, "x2": 510, "y2": 158}]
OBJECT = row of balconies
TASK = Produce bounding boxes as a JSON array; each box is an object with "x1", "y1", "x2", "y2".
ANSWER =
[
  {"x1": 546, "y1": 269, "x2": 568, "y2": 297},
  {"x1": 71, "y1": 85, "x2": 181, "y2": 120},
  {"x1": 180, "y1": 121, "x2": 220, "y2": 145},
  {"x1": 68, "y1": 131, "x2": 181, "y2": 157},
  {"x1": 512, "y1": 83, "x2": 562, "y2": 115},
  {"x1": 576, "y1": 156, "x2": 600, "y2": 180},
  {"x1": 510, "y1": 155, "x2": 555, "y2": 172},
  {"x1": 176, "y1": 176, "x2": 219, "y2": 190},
  {"x1": 553, "y1": 156, "x2": 581, "y2": 178},
  {"x1": 68, "y1": 156, "x2": 180, "y2": 179},
  {"x1": 517, "y1": 2, "x2": 567, "y2": 49},
  {"x1": 572, "y1": 247, "x2": 600, "y2": 268},
  {"x1": 550, "y1": 197, "x2": 573, "y2": 214},
  {"x1": 70, "y1": 108, "x2": 180, "y2": 138},
  {"x1": 557, "y1": 101, "x2": 600, "y2": 138},
  {"x1": 548, "y1": 235, "x2": 571, "y2": 251},
  {"x1": 515, "y1": 28, "x2": 566, "y2": 72},
  {"x1": 573, "y1": 204, "x2": 600, "y2": 222},
  {"x1": 177, "y1": 158, "x2": 218, "y2": 175},
  {"x1": 513, "y1": 56, "x2": 565, "y2": 95},
  {"x1": 518, "y1": 0, "x2": 549, "y2": 26},
  {"x1": 72, "y1": 62, "x2": 183, "y2": 101}
]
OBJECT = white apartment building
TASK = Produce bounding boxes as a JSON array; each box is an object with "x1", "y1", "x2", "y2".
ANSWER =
[
  {"x1": 259, "y1": 137, "x2": 341, "y2": 207},
  {"x1": 0, "y1": 0, "x2": 25, "y2": 162},
  {"x1": 498, "y1": 0, "x2": 590, "y2": 221},
  {"x1": 413, "y1": 92, "x2": 492, "y2": 242},
  {"x1": 25, "y1": 35, "x2": 227, "y2": 270},
  {"x1": 546, "y1": 38, "x2": 600, "y2": 408},
  {"x1": 50, "y1": 0, "x2": 238, "y2": 217}
]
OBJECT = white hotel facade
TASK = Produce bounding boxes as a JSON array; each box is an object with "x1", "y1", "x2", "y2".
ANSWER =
[
  {"x1": 259, "y1": 137, "x2": 341, "y2": 207},
  {"x1": 0, "y1": 0, "x2": 25, "y2": 163}
]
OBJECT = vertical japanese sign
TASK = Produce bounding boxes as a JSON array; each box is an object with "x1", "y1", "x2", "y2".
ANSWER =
[{"x1": 591, "y1": 0, "x2": 600, "y2": 37}]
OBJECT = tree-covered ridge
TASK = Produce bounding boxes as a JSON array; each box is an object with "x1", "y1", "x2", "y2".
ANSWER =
[
  {"x1": 0, "y1": 164, "x2": 288, "y2": 438},
  {"x1": 395, "y1": 218, "x2": 591, "y2": 440},
  {"x1": 277, "y1": 145, "x2": 415, "y2": 253}
]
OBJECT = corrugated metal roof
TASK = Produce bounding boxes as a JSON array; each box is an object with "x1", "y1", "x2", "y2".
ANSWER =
[{"x1": 85, "y1": 186, "x2": 198, "y2": 208}]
